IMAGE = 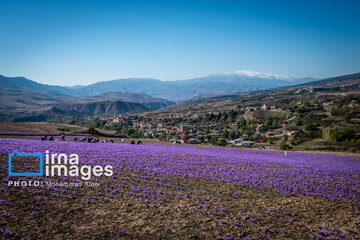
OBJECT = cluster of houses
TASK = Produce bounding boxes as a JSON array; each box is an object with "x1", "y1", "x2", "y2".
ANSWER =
[
  {"x1": 103, "y1": 111, "x2": 289, "y2": 147},
  {"x1": 98, "y1": 97, "x2": 343, "y2": 146}
]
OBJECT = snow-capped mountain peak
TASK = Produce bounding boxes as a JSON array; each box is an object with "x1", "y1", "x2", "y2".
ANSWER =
[{"x1": 221, "y1": 70, "x2": 294, "y2": 81}]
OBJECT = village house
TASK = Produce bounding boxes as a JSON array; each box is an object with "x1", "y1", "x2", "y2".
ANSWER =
[
  {"x1": 262, "y1": 104, "x2": 270, "y2": 110},
  {"x1": 180, "y1": 124, "x2": 192, "y2": 132},
  {"x1": 256, "y1": 124, "x2": 267, "y2": 133}
]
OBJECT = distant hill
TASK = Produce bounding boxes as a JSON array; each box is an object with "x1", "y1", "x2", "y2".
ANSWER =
[
  {"x1": 0, "y1": 71, "x2": 317, "y2": 102},
  {"x1": 0, "y1": 88, "x2": 173, "y2": 121},
  {"x1": 68, "y1": 71, "x2": 316, "y2": 102},
  {"x1": 0, "y1": 75, "x2": 70, "y2": 96}
]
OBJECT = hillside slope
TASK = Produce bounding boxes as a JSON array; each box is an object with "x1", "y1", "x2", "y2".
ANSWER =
[{"x1": 157, "y1": 72, "x2": 360, "y2": 115}]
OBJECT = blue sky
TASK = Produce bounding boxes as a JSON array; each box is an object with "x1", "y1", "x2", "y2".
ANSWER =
[{"x1": 0, "y1": 0, "x2": 359, "y2": 86}]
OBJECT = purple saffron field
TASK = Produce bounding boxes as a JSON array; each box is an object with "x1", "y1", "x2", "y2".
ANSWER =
[{"x1": 1, "y1": 137, "x2": 360, "y2": 239}]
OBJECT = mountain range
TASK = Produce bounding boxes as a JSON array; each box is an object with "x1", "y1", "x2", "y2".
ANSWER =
[
  {"x1": 0, "y1": 71, "x2": 316, "y2": 102},
  {"x1": 0, "y1": 71, "x2": 337, "y2": 121}
]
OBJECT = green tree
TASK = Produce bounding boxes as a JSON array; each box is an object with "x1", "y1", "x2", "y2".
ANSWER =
[
  {"x1": 210, "y1": 136, "x2": 219, "y2": 145},
  {"x1": 229, "y1": 131, "x2": 238, "y2": 140},
  {"x1": 343, "y1": 112, "x2": 353, "y2": 123},
  {"x1": 329, "y1": 128, "x2": 355, "y2": 142},
  {"x1": 304, "y1": 123, "x2": 318, "y2": 131},
  {"x1": 264, "y1": 117, "x2": 273, "y2": 128},
  {"x1": 237, "y1": 118, "x2": 247, "y2": 128},
  {"x1": 222, "y1": 130, "x2": 229, "y2": 139},
  {"x1": 217, "y1": 139, "x2": 227, "y2": 146},
  {"x1": 280, "y1": 140, "x2": 292, "y2": 150},
  {"x1": 130, "y1": 130, "x2": 143, "y2": 138},
  {"x1": 159, "y1": 132, "x2": 167, "y2": 140},
  {"x1": 295, "y1": 118, "x2": 303, "y2": 126},
  {"x1": 295, "y1": 106, "x2": 306, "y2": 114},
  {"x1": 127, "y1": 128, "x2": 135, "y2": 136}
]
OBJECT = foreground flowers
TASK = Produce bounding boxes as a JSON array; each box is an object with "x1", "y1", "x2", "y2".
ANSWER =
[{"x1": 0, "y1": 138, "x2": 359, "y2": 239}]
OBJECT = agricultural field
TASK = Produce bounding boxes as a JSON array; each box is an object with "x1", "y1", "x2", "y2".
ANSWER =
[{"x1": 0, "y1": 138, "x2": 360, "y2": 239}]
